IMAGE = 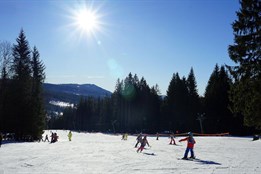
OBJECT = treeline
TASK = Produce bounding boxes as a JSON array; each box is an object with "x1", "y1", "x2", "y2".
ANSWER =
[
  {"x1": 0, "y1": 30, "x2": 45, "y2": 140},
  {"x1": 49, "y1": 67, "x2": 253, "y2": 135}
]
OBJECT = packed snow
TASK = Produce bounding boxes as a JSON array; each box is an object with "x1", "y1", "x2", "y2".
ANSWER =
[{"x1": 0, "y1": 130, "x2": 260, "y2": 174}]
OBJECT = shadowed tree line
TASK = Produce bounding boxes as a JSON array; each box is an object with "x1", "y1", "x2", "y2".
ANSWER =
[
  {"x1": 49, "y1": 67, "x2": 254, "y2": 135},
  {"x1": 0, "y1": 29, "x2": 45, "y2": 140}
]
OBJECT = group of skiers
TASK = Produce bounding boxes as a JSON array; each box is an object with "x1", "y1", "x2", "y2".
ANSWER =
[
  {"x1": 134, "y1": 132, "x2": 196, "y2": 159},
  {"x1": 39, "y1": 131, "x2": 72, "y2": 143},
  {"x1": 2, "y1": 129, "x2": 195, "y2": 159},
  {"x1": 135, "y1": 133, "x2": 150, "y2": 153}
]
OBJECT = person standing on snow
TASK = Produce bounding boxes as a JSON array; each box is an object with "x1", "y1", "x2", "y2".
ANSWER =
[
  {"x1": 179, "y1": 132, "x2": 196, "y2": 159},
  {"x1": 68, "y1": 131, "x2": 72, "y2": 141},
  {"x1": 156, "y1": 132, "x2": 159, "y2": 140},
  {"x1": 50, "y1": 132, "x2": 54, "y2": 142},
  {"x1": 135, "y1": 133, "x2": 143, "y2": 147},
  {"x1": 51, "y1": 132, "x2": 58, "y2": 143},
  {"x1": 169, "y1": 133, "x2": 176, "y2": 145},
  {"x1": 44, "y1": 134, "x2": 49, "y2": 142},
  {"x1": 137, "y1": 135, "x2": 150, "y2": 153}
]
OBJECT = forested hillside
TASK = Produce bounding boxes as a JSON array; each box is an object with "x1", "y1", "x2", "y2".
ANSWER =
[{"x1": 43, "y1": 83, "x2": 111, "y2": 116}]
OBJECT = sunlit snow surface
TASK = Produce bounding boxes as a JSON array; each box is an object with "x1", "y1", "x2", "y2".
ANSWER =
[
  {"x1": 49, "y1": 101, "x2": 74, "y2": 108},
  {"x1": 0, "y1": 130, "x2": 260, "y2": 174}
]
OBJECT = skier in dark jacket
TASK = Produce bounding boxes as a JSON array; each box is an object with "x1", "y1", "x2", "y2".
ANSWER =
[
  {"x1": 44, "y1": 134, "x2": 49, "y2": 142},
  {"x1": 51, "y1": 133, "x2": 58, "y2": 143},
  {"x1": 135, "y1": 133, "x2": 143, "y2": 147}
]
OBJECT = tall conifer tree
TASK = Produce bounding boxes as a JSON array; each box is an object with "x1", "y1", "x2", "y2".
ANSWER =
[
  {"x1": 31, "y1": 46, "x2": 46, "y2": 138},
  {"x1": 0, "y1": 41, "x2": 12, "y2": 131},
  {"x1": 187, "y1": 68, "x2": 200, "y2": 131},
  {"x1": 166, "y1": 73, "x2": 189, "y2": 132},
  {"x1": 204, "y1": 65, "x2": 233, "y2": 133},
  {"x1": 11, "y1": 29, "x2": 33, "y2": 138},
  {"x1": 228, "y1": 0, "x2": 261, "y2": 129}
]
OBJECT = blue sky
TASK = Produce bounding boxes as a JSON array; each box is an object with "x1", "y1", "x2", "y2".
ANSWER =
[{"x1": 0, "y1": 0, "x2": 240, "y2": 96}]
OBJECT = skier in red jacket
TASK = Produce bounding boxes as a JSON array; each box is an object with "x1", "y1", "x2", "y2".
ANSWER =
[{"x1": 179, "y1": 132, "x2": 196, "y2": 159}]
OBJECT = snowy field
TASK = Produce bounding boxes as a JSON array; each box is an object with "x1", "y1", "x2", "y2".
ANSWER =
[{"x1": 0, "y1": 130, "x2": 260, "y2": 174}]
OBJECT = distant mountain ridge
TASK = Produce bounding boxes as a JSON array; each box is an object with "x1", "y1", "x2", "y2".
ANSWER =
[
  {"x1": 44, "y1": 83, "x2": 111, "y2": 97},
  {"x1": 43, "y1": 83, "x2": 112, "y2": 115}
]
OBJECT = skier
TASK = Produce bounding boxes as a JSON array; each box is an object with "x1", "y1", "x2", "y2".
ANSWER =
[
  {"x1": 121, "y1": 133, "x2": 127, "y2": 140},
  {"x1": 44, "y1": 134, "x2": 49, "y2": 142},
  {"x1": 156, "y1": 132, "x2": 159, "y2": 140},
  {"x1": 137, "y1": 135, "x2": 150, "y2": 153},
  {"x1": 50, "y1": 132, "x2": 54, "y2": 143},
  {"x1": 68, "y1": 131, "x2": 72, "y2": 141},
  {"x1": 121, "y1": 133, "x2": 128, "y2": 140},
  {"x1": 135, "y1": 133, "x2": 143, "y2": 147},
  {"x1": 169, "y1": 133, "x2": 176, "y2": 145},
  {"x1": 179, "y1": 132, "x2": 196, "y2": 159},
  {"x1": 51, "y1": 133, "x2": 58, "y2": 143}
]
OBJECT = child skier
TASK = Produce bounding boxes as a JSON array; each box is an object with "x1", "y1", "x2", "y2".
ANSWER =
[
  {"x1": 135, "y1": 133, "x2": 143, "y2": 147},
  {"x1": 179, "y1": 132, "x2": 196, "y2": 159},
  {"x1": 169, "y1": 133, "x2": 176, "y2": 145},
  {"x1": 137, "y1": 135, "x2": 150, "y2": 153},
  {"x1": 68, "y1": 131, "x2": 72, "y2": 141}
]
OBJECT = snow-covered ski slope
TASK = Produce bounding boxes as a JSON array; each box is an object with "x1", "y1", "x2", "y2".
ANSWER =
[{"x1": 0, "y1": 130, "x2": 260, "y2": 174}]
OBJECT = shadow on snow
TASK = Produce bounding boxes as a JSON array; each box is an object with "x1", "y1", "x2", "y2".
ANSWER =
[{"x1": 194, "y1": 159, "x2": 221, "y2": 165}]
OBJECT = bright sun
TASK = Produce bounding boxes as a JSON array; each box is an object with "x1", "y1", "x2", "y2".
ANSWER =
[
  {"x1": 69, "y1": 6, "x2": 102, "y2": 37},
  {"x1": 76, "y1": 10, "x2": 98, "y2": 33},
  {"x1": 66, "y1": 3, "x2": 105, "y2": 40}
]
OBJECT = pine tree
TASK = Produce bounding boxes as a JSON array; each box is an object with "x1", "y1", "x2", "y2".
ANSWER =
[
  {"x1": 228, "y1": 0, "x2": 261, "y2": 129},
  {"x1": 166, "y1": 73, "x2": 189, "y2": 132},
  {"x1": 31, "y1": 46, "x2": 46, "y2": 139},
  {"x1": 204, "y1": 65, "x2": 234, "y2": 133},
  {"x1": 166, "y1": 73, "x2": 178, "y2": 131},
  {"x1": 11, "y1": 29, "x2": 33, "y2": 139},
  {"x1": 0, "y1": 41, "x2": 12, "y2": 131},
  {"x1": 149, "y1": 84, "x2": 161, "y2": 133},
  {"x1": 6, "y1": 30, "x2": 46, "y2": 140},
  {"x1": 110, "y1": 73, "x2": 162, "y2": 133},
  {"x1": 204, "y1": 65, "x2": 221, "y2": 133},
  {"x1": 111, "y1": 78, "x2": 123, "y2": 132},
  {"x1": 187, "y1": 68, "x2": 200, "y2": 132}
]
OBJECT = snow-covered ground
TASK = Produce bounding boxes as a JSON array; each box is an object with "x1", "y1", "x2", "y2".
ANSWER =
[{"x1": 0, "y1": 130, "x2": 260, "y2": 174}]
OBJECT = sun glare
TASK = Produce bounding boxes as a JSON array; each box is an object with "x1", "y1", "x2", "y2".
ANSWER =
[
  {"x1": 65, "y1": 2, "x2": 106, "y2": 41},
  {"x1": 76, "y1": 10, "x2": 98, "y2": 33}
]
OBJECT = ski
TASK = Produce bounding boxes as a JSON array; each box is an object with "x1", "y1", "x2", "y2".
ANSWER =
[{"x1": 177, "y1": 157, "x2": 198, "y2": 161}]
